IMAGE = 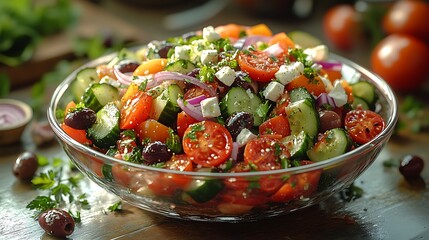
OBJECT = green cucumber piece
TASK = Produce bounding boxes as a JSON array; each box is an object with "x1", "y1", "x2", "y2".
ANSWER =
[
  {"x1": 288, "y1": 31, "x2": 322, "y2": 49},
  {"x1": 307, "y1": 128, "x2": 352, "y2": 162},
  {"x1": 289, "y1": 87, "x2": 315, "y2": 106},
  {"x1": 285, "y1": 98, "x2": 319, "y2": 139},
  {"x1": 87, "y1": 103, "x2": 120, "y2": 149},
  {"x1": 352, "y1": 96, "x2": 370, "y2": 110},
  {"x1": 281, "y1": 130, "x2": 313, "y2": 160},
  {"x1": 220, "y1": 87, "x2": 263, "y2": 126},
  {"x1": 351, "y1": 81, "x2": 376, "y2": 108},
  {"x1": 165, "y1": 59, "x2": 196, "y2": 74},
  {"x1": 70, "y1": 67, "x2": 99, "y2": 101},
  {"x1": 185, "y1": 179, "x2": 224, "y2": 203},
  {"x1": 150, "y1": 84, "x2": 183, "y2": 125},
  {"x1": 82, "y1": 83, "x2": 120, "y2": 112}
]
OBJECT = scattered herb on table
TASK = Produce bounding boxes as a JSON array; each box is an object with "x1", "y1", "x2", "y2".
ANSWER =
[
  {"x1": 107, "y1": 201, "x2": 123, "y2": 212},
  {"x1": 339, "y1": 182, "x2": 364, "y2": 202}
]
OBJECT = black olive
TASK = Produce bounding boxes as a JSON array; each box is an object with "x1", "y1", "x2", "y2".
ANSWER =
[
  {"x1": 142, "y1": 141, "x2": 172, "y2": 165},
  {"x1": 38, "y1": 209, "x2": 75, "y2": 238},
  {"x1": 116, "y1": 60, "x2": 140, "y2": 74},
  {"x1": 157, "y1": 42, "x2": 173, "y2": 58},
  {"x1": 399, "y1": 155, "x2": 424, "y2": 179},
  {"x1": 64, "y1": 108, "x2": 96, "y2": 130},
  {"x1": 319, "y1": 110, "x2": 342, "y2": 133},
  {"x1": 13, "y1": 151, "x2": 38, "y2": 181},
  {"x1": 225, "y1": 112, "x2": 254, "y2": 140}
]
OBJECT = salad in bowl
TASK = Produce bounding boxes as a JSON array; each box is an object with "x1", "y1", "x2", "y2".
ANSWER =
[{"x1": 48, "y1": 24, "x2": 397, "y2": 221}]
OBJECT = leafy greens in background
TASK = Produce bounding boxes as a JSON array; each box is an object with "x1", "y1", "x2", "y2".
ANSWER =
[{"x1": 0, "y1": 0, "x2": 79, "y2": 67}]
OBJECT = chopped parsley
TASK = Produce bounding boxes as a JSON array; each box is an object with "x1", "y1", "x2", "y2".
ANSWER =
[
  {"x1": 185, "y1": 123, "x2": 205, "y2": 140},
  {"x1": 107, "y1": 201, "x2": 123, "y2": 212}
]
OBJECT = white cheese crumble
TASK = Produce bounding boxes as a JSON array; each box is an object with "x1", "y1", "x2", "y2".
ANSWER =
[
  {"x1": 328, "y1": 80, "x2": 348, "y2": 107},
  {"x1": 303, "y1": 45, "x2": 329, "y2": 62},
  {"x1": 174, "y1": 45, "x2": 191, "y2": 61},
  {"x1": 202, "y1": 26, "x2": 221, "y2": 42},
  {"x1": 200, "y1": 97, "x2": 221, "y2": 118},
  {"x1": 236, "y1": 128, "x2": 257, "y2": 147},
  {"x1": 275, "y1": 61, "x2": 304, "y2": 85},
  {"x1": 100, "y1": 76, "x2": 121, "y2": 88},
  {"x1": 215, "y1": 66, "x2": 236, "y2": 86},
  {"x1": 200, "y1": 49, "x2": 218, "y2": 65},
  {"x1": 263, "y1": 81, "x2": 284, "y2": 102}
]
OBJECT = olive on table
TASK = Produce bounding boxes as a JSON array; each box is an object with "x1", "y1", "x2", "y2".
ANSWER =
[
  {"x1": 64, "y1": 107, "x2": 96, "y2": 130},
  {"x1": 142, "y1": 141, "x2": 172, "y2": 165},
  {"x1": 319, "y1": 110, "x2": 342, "y2": 133},
  {"x1": 13, "y1": 151, "x2": 38, "y2": 181},
  {"x1": 399, "y1": 155, "x2": 424, "y2": 179},
  {"x1": 225, "y1": 112, "x2": 254, "y2": 140},
  {"x1": 38, "y1": 209, "x2": 75, "y2": 238}
]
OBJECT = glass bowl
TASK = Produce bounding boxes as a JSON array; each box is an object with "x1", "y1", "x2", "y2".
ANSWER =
[{"x1": 47, "y1": 52, "x2": 397, "y2": 222}]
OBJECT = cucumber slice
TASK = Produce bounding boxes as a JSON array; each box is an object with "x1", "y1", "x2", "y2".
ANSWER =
[
  {"x1": 220, "y1": 87, "x2": 263, "y2": 126},
  {"x1": 87, "y1": 103, "x2": 120, "y2": 149},
  {"x1": 351, "y1": 81, "x2": 376, "y2": 108},
  {"x1": 289, "y1": 87, "x2": 315, "y2": 106},
  {"x1": 165, "y1": 59, "x2": 196, "y2": 74},
  {"x1": 150, "y1": 84, "x2": 183, "y2": 125},
  {"x1": 307, "y1": 128, "x2": 352, "y2": 162},
  {"x1": 82, "y1": 83, "x2": 120, "y2": 112},
  {"x1": 281, "y1": 130, "x2": 313, "y2": 160},
  {"x1": 352, "y1": 96, "x2": 370, "y2": 110},
  {"x1": 285, "y1": 98, "x2": 319, "y2": 139},
  {"x1": 70, "y1": 68, "x2": 99, "y2": 101},
  {"x1": 185, "y1": 179, "x2": 224, "y2": 203},
  {"x1": 288, "y1": 31, "x2": 322, "y2": 49}
]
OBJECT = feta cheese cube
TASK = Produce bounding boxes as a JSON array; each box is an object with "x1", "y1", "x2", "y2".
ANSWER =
[
  {"x1": 215, "y1": 66, "x2": 236, "y2": 86},
  {"x1": 275, "y1": 61, "x2": 304, "y2": 85},
  {"x1": 100, "y1": 76, "x2": 121, "y2": 88},
  {"x1": 320, "y1": 76, "x2": 333, "y2": 92},
  {"x1": 201, "y1": 97, "x2": 221, "y2": 118},
  {"x1": 203, "y1": 26, "x2": 221, "y2": 42},
  {"x1": 328, "y1": 80, "x2": 348, "y2": 107},
  {"x1": 236, "y1": 128, "x2": 257, "y2": 147},
  {"x1": 174, "y1": 45, "x2": 191, "y2": 61},
  {"x1": 263, "y1": 81, "x2": 285, "y2": 102},
  {"x1": 200, "y1": 49, "x2": 218, "y2": 65},
  {"x1": 303, "y1": 45, "x2": 329, "y2": 62}
]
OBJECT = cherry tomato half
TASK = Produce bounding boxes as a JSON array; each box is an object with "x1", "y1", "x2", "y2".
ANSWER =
[
  {"x1": 383, "y1": 0, "x2": 429, "y2": 43},
  {"x1": 370, "y1": 34, "x2": 429, "y2": 92},
  {"x1": 243, "y1": 136, "x2": 289, "y2": 171},
  {"x1": 259, "y1": 115, "x2": 291, "y2": 137},
  {"x1": 344, "y1": 109, "x2": 385, "y2": 145},
  {"x1": 182, "y1": 121, "x2": 233, "y2": 167},
  {"x1": 238, "y1": 50, "x2": 285, "y2": 82}
]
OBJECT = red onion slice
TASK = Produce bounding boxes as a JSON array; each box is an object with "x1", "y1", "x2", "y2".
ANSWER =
[
  {"x1": 113, "y1": 66, "x2": 133, "y2": 85},
  {"x1": 186, "y1": 95, "x2": 207, "y2": 106},
  {"x1": 315, "y1": 61, "x2": 342, "y2": 71},
  {"x1": 177, "y1": 98, "x2": 205, "y2": 121},
  {"x1": 153, "y1": 71, "x2": 216, "y2": 97},
  {"x1": 263, "y1": 43, "x2": 284, "y2": 57},
  {"x1": 316, "y1": 93, "x2": 337, "y2": 108}
]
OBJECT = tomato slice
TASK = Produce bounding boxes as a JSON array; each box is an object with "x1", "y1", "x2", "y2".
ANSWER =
[
  {"x1": 285, "y1": 75, "x2": 326, "y2": 97},
  {"x1": 344, "y1": 109, "x2": 385, "y2": 145},
  {"x1": 182, "y1": 121, "x2": 233, "y2": 167},
  {"x1": 238, "y1": 50, "x2": 285, "y2": 82},
  {"x1": 176, "y1": 111, "x2": 199, "y2": 139},
  {"x1": 271, "y1": 91, "x2": 290, "y2": 116},
  {"x1": 243, "y1": 136, "x2": 289, "y2": 171},
  {"x1": 135, "y1": 119, "x2": 170, "y2": 143},
  {"x1": 120, "y1": 91, "x2": 152, "y2": 130},
  {"x1": 259, "y1": 115, "x2": 291, "y2": 137},
  {"x1": 270, "y1": 160, "x2": 321, "y2": 202},
  {"x1": 61, "y1": 123, "x2": 92, "y2": 145},
  {"x1": 147, "y1": 154, "x2": 193, "y2": 196}
]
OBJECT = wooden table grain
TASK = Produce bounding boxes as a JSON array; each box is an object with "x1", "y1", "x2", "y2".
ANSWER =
[{"x1": 1, "y1": 1, "x2": 429, "y2": 239}]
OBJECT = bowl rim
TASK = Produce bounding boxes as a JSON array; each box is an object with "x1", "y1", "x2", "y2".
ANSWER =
[
  {"x1": 0, "y1": 98, "x2": 33, "y2": 131},
  {"x1": 47, "y1": 51, "x2": 398, "y2": 177}
]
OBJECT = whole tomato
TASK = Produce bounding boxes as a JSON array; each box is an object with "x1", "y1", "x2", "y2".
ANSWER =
[
  {"x1": 383, "y1": 0, "x2": 429, "y2": 43},
  {"x1": 371, "y1": 34, "x2": 429, "y2": 92},
  {"x1": 323, "y1": 4, "x2": 362, "y2": 50}
]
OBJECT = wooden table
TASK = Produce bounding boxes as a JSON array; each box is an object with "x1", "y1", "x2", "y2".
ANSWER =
[{"x1": 1, "y1": 1, "x2": 428, "y2": 239}]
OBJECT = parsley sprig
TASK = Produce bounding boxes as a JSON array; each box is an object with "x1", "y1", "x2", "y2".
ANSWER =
[{"x1": 26, "y1": 156, "x2": 90, "y2": 221}]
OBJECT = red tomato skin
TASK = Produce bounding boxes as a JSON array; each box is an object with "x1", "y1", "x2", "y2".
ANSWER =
[
  {"x1": 344, "y1": 109, "x2": 385, "y2": 145},
  {"x1": 259, "y1": 115, "x2": 291, "y2": 137},
  {"x1": 120, "y1": 92, "x2": 152, "y2": 130},
  {"x1": 383, "y1": 0, "x2": 429, "y2": 43},
  {"x1": 237, "y1": 51, "x2": 285, "y2": 82},
  {"x1": 182, "y1": 121, "x2": 233, "y2": 167},
  {"x1": 370, "y1": 34, "x2": 429, "y2": 92},
  {"x1": 323, "y1": 5, "x2": 361, "y2": 50},
  {"x1": 243, "y1": 136, "x2": 289, "y2": 171},
  {"x1": 176, "y1": 111, "x2": 199, "y2": 139}
]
